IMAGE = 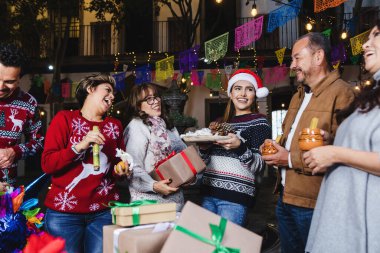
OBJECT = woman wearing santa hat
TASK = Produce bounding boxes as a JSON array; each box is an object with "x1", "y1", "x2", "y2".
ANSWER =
[{"x1": 199, "y1": 69, "x2": 271, "y2": 226}]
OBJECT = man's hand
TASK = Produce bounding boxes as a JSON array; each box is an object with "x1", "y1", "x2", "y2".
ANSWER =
[
  {"x1": 0, "y1": 148, "x2": 16, "y2": 169},
  {"x1": 320, "y1": 129, "x2": 331, "y2": 145},
  {"x1": 0, "y1": 181, "x2": 9, "y2": 192},
  {"x1": 261, "y1": 141, "x2": 289, "y2": 167}
]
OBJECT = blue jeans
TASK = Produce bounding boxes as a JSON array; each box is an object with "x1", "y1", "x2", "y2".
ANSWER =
[
  {"x1": 275, "y1": 192, "x2": 313, "y2": 253},
  {"x1": 202, "y1": 196, "x2": 247, "y2": 226},
  {"x1": 45, "y1": 208, "x2": 112, "y2": 253}
]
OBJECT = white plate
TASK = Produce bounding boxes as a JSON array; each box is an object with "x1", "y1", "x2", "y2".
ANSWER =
[{"x1": 182, "y1": 135, "x2": 231, "y2": 143}]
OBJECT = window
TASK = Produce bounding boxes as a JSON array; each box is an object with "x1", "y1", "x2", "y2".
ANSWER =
[
  {"x1": 271, "y1": 109, "x2": 287, "y2": 140},
  {"x1": 91, "y1": 22, "x2": 111, "y2": 56}
]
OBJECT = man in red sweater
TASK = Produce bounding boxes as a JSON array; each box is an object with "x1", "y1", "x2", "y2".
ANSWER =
[{"x1": 0, "y1": 43, "x2": 44, "y2": 188}]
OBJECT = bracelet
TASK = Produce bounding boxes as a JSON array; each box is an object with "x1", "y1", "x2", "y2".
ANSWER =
[{"x1": 71, "y1": 145, "x2": 81, "y2": 155}]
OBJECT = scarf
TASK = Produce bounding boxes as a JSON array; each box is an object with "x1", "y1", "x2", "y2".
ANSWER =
[{"x1": 147, "y1": 116, "x2": 172, "y2": 164}]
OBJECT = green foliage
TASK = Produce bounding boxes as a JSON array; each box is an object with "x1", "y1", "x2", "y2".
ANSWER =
[
  {"x1": 85, "y1": 0, "x2": 125, "y2": 31},
  {"x1": 169, "y1": 112, "x2": 197, "y2": 127}
]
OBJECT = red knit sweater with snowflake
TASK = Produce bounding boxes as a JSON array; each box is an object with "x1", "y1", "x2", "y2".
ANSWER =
[
  {"x1": 0, "y1": 87, "x2": 44, "y2": 185},
  {"x1": 42, "y1": 110, "x2": 124, "y2": 213}
]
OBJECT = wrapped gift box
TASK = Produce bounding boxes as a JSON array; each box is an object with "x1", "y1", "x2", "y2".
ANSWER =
[
  {"x1": 161, "y1": 201, "x2": 263, "y2": 253},
  {"x1": 103, "y1": 223, "x2": 173, "y2": 253},
  {"x1": 150, "y1": 145, "x2": 206, "y2": 187},
  {"x1": 111, "y1": 202, "x2": 176, "y2": 227}
]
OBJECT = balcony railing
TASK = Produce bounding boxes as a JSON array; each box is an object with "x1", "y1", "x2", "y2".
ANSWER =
[
  {"x1": 237, "y1": 16, "x2": 299, "y2": 51},
  {"x1": 28, "y1": 9, "x2": 379, "y2": 60}
]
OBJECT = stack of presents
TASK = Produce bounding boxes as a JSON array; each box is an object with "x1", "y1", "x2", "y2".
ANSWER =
[{"x1": 104, "y1": 146, "x2": 263, "y2": 253}]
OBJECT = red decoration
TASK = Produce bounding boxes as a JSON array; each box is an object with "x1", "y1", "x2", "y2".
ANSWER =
[
  {"x1": 61, "y1": 83, "x2": 71, "y2": 98},
  {"x1": 23, "y1": 232, "x2": 66, "y2": 253}
]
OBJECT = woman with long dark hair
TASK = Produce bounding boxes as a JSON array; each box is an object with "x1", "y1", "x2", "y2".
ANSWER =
[
  {"x1": 199, "y1": 69, "x2": 271, "y2": 226},
  {"x1": 123, "y1": 83, "x2": 187, "y2": 211},
  {"x1": 305, "y1": 22, "x2": 380, "y2": 252}
]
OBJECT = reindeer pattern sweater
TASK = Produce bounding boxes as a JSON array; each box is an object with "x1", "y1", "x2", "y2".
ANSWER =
[
  {"x1": 42, "y1": 110, "x2": 124, "y2": 213},
  {"x1": 0, "y1": 88, "x2": 44, "y2": 185},
  {"x1": 200, "y1": 113, "x2": 271, "y2": 207}
]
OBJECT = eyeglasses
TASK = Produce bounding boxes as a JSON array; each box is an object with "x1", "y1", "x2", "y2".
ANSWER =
[{"x1": 140, "y1": 96, "x2": 161, "y2": 105}]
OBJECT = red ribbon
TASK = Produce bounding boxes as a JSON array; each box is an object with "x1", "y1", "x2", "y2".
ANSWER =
[
  {"x1": 180, "y1": 152, "x2": 197, "y2": 176},
  {"x1": 154, "y1": 150, "x2": 197, "y2": 181},
  {"x1": 154, "y1": 151, "x2": 176, "y2": 168},
  {"x1": 154, "y1": 151, "x2": 176, "y2": 180}
]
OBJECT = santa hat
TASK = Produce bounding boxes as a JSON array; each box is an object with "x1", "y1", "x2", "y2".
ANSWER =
[{"x1": 227, "y1": 69, "x2": 269, "y2": 98}]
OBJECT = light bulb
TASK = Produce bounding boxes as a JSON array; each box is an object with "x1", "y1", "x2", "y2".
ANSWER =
[
  {"x1": 251, "y1": 4, "x2": 257, "y2": 17},
  {"x1": 305, "y1": 23, "x2": 313, "y2": 31},
  {"x1": 216, "y1": 0, "x2": 222, "y2": 3},
  {"x1": 341, "y1": 31, "x2": 347, "y2": 40}
]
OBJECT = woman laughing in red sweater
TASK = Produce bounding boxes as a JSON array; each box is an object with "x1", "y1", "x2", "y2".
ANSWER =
[{"x1": 41, "y1": 73, "x2": 130, "y2": 253}]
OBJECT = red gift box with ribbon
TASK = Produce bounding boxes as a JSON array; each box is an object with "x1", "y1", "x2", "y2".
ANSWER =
[{"x1": 150, "y1": 146, "x2": 206, "y2": 187}]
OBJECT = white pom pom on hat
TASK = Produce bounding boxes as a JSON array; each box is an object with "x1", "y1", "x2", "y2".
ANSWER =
[{"x1": 227, "y1": 69, "x2": 269, "y2": 98}]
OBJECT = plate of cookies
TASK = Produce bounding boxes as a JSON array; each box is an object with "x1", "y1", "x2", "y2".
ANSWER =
[{"x1": 180, "y1": 122, "x2": 234, "y2": 143}]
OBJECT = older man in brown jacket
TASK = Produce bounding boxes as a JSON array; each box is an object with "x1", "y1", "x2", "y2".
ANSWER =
[{"x1": 262, "y1": 32, "x2": 355, "y2": 253}]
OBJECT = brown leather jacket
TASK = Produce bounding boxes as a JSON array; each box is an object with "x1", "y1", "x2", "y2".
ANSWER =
[{"x1": 276, "y1": 70, "x2": 355, "y2": 208}]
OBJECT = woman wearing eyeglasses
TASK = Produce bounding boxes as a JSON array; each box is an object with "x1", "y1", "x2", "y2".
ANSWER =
[{"x1": 123, "y1": 83, "x2": 187, "y2": 211}]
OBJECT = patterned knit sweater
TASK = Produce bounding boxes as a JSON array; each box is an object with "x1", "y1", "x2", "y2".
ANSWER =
[
  {"x1": 0, "y1": 87, "x2": 44, "y2": 185},
  {"x1": 42, "y1": 110, "x2": 123, "y2": 213},
  {"x1": 200, "y1": 113, "x2": 271, "y2": 207},
  {"x1": 123, "y1": 118, "x2": 187, "y2": 211}
]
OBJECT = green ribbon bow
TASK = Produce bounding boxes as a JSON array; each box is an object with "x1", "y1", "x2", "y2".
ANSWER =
[
  {"x1": 174, "y1": 217, "x2": 240, "y2": 253},
  {"x1": 108, "y1": 199, "x2": 157, "y2": 226}
]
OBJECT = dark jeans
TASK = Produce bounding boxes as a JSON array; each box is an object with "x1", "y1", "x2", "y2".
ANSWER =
[
  {"x1": 275, "y1": 191, "x2": 313, "y2": 253},
  {"x1": 45, "y1": 208, "x2": 112, "y2": 253}
]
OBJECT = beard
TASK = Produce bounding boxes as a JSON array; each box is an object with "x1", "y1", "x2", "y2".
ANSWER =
[{"x1": 295, "y1": 68, "x2": 311, "y2": 85}]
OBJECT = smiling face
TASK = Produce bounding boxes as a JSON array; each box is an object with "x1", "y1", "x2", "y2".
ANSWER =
[
  {"x1": 290, "y1": 37, "x2": 319, "y2": 85},
  {"x1": 230, "y1": 80, "x2": 255, "y2": 115},
  {"x1": 363, "y1": 25, "x2": 380, "y2": 74},
  {"x1": 139, "y1": 87, "x2": 162, "y2": 117},
  {"x1": 0, "y1": 63, "x2": 20, "y2": 100},
  {"x1": 87, "y1": 83, "x2": 114, "y2": 114}
]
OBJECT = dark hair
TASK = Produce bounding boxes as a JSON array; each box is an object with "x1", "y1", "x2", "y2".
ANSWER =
[
  {"x1": 0, "y1": 43, "x2": 27, "y2": 75},
  {"x1": 223, "y1": 98, "x2": 258, "y2": 122},
  {"x1": 336, "y1": 21, "x2": 380, "y2": 123},
  {"x1": 75, "y1": 73, "x2": 115, "y2": 108},
  {"x1": 297, "y1": 32, "x2": 332, "y2": 70},
  {"x1": 127, "y1": 83, "x2": 173, "y2": 129}
]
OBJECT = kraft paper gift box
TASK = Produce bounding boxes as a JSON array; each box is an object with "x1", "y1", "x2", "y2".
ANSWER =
[
  {"x1": 150, "y1": 145, "x2": 206, "y2": 187},
  {"x1": 160, "y1": 201, "x2": 263, "y2": 253},
  {"x1": 111, "y1": 201, "x2": 176, "y2": 227},
  {"x1": 103, "y1": 222, "x2": 173, "y2": 253}
]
